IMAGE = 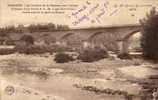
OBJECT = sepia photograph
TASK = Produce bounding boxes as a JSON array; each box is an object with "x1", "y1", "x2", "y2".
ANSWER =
[{"x1": 0, "y1": 0, "x2": 158, "y2": 100}]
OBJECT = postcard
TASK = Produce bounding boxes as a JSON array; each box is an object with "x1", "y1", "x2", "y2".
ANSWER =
[{"x1": 0, "y1": 0, "x2": 158, "y2": 100}]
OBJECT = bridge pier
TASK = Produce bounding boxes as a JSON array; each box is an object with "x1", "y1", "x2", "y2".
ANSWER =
[
  {"x1": 122, "y1": 39, "x2": 130, "y2": 54},
  {"x1": 117, "y1": 40, "x2": 130, "y2": 54}
]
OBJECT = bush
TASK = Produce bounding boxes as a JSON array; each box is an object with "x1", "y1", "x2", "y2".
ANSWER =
[
  {"x1": 54, "y1": 52, "x2": 74, "y2": 63},
  {"x1": 117, "y1": 53, "x2": 132, "y2": 60},
  {"x1": 15, "y1": 45, "x2": 52, "y2": 54},
  {"x1": 78, "y1": 48, "x2": 108, "y2": 62},
  {"x1": 20, "y1": 35, "x2": 34, "y2": 44},
  {"x1": 0, "y1": 48, "x2": 15, "y2": 55},
  {"x1": 140, "y1": 7, "x2": 158, "y2": 62},
  {"x1": 14, "y1": 43, "x2": 74, "y2": 55}
]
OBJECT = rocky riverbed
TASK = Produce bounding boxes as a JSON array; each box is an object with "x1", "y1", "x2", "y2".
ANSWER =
[{"x1": 0, "y1": 54, "x2": 158, "y2": 100}]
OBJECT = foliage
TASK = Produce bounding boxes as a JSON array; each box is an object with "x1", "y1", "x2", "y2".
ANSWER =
[
  {"x1": 117, "y1": 53, "x2": 132, "y2": 60},
  {"x1": 0, "y1": 23, "x2": 69, "y2": 34},
  {"x1": 140, "y1": 7, "x2": 158, "y2": 62},
  {"x1": 0, "y1": 25, "x2": 24, "y2": 35},
  {"x1": 0, "y1": 48, "x2": 15, "y2": 55},
  {"x1": 78, "y1": 48, "x2": 108, "y2": 62},
  {"x1": 54, "y1": 52, "x2": 74, "y2": 63},
  {"x1": 20, "y1": 35, "x2": 34, "y2": 44},
  {"x1": 15, "y1": 45, "x2": 52, "y2": 54},
  {"x1": 27, "y1": 23, "x2": 69, "y2": 33},
  {"x1": 14, "y1": 43, "x2": 73, "y2": 55}
]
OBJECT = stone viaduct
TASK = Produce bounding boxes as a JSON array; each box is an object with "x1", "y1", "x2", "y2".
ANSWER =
[{"x1": 54, "y1": 24, "x2": 141, "y2": 53}]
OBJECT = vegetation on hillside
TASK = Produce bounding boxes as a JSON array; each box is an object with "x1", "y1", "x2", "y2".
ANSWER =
[{"x1": 0, "y1": 23, "x2": 69, "y2": 35}]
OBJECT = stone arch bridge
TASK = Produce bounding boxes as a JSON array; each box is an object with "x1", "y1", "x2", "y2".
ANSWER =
[{"x1": 55, "y1": 24, "x2": 141, "y2": 53}]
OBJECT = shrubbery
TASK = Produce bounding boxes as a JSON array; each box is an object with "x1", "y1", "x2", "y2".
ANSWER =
[
  {"x1": 78, "y1": 48, "x2": 108, "y2": 62},
  {"x1": 0, "y1": 23, "x2": 70, "y2": 34},
  {"x1": 0, "y1": 48, "x2": 15, "y2": 55},
  {"x1": 140, "y1": 7, "x2": 158, "y2": 62},
  {"x1": 117, "y1": 53, "x2": 132, "y2": 60},
  {"x1": 54, "y1": 52, "x2": 74, "y2": 63},
  {"x1": 15, "y1": 45, "x2": 53, "y2": 54},
  {"x1": 20, "y1": 35, "x2": 34, "y2": 44},
  {"x1": 13, "y1": 43, "x2": 73, "y2": 55}
]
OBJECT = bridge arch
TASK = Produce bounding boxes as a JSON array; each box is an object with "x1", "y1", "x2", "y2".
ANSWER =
[
  {"x1": 88, "y1": 32, "x2": 104, "y2": 41},
  {"x1": 121, "y1": 29, "x2": 141, "y2": 53},
  {"x1": 60, "y1": 33, "x2": 75, "y2": 40},
  {"x1": 123, "y1": 29, "x2": 140, "y2": 41},
  {"x1": 56, "y1": 33, "x2": 75, "y2": 46},
  {"x1": 87, "y1": 31, "x2": 118, "y2": 51}
]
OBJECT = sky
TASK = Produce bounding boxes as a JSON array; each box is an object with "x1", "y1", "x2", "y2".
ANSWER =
[{"x1": 0, "y1": 0, "x2": 158, "y2": 28}]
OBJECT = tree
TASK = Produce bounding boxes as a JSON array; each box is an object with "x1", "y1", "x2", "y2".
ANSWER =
[
  {"x1": 7, "y1": 25, "x2": 16, "y2": 33},
  {"x1": 20, "y1": 35, "x2": 34, "y2": 44},
  {"x1": 17, "y1": 24, "x2": 25, "y2": 33},
  {"x1": 0, "y1": 28, "x2": 8, "y2": 37},
  {"x1": 28, "y1": 24, "x2": 37, "y2": 33},
  {"x1": 140, "y1": 7, "x2": 158, "y2": 62},
  {"x1": 47, "y1": 23, "x2": 56, "y2": 31}
]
